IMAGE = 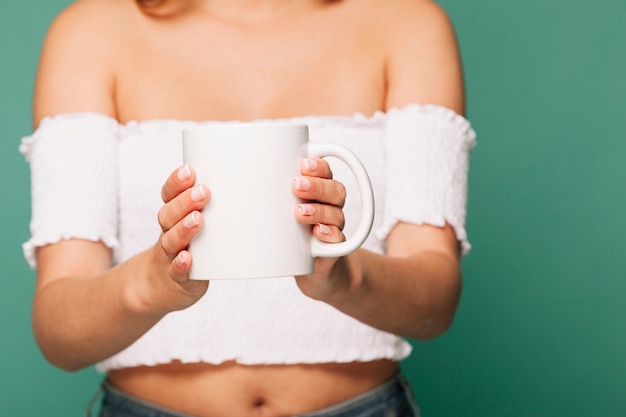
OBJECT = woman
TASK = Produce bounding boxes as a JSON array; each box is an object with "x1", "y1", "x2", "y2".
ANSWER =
[{"x1": 21, "y1": 0, "x2": 476, "y2": 415}]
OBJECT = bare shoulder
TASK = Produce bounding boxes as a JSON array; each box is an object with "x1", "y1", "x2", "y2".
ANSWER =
[
  {"x1": 41, "y1": 0, "x2": 135, "y2": 62},
  {"x1": 371, "y1": 0, "x2": 465, "y2": 114},
  {"x1": 49, "y1": 0, "x2": 138, "y2": 36},
  {"x1": 34, "y1": 0, "x2": 138, "y2": 123},
  {"x1": 369, "y1": 0, "x2": 457, "y2": 50},
  {"x1": 382, "y1": 0, "x2": 453, "y2": 29}
]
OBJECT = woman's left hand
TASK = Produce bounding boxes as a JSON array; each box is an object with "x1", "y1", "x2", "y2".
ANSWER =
[
  {"x1": 292, "y1": 158, "x2": 355, "y2": 302},
  {"x1": 292, "y1": 158, "x2": 462, "y2": 340}
]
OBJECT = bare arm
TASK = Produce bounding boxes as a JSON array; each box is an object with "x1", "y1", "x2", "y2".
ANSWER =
[
  {"x1": 31, "y1": 2, "x2": 209, "y2": 371},
  {"x1": 296, "y1": 0, "x2": 466, "y2": 340}
]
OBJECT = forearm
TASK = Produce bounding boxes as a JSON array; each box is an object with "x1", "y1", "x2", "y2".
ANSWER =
[
  {"x1": 32, "y1": 250, "x2": 166, "y2": 371},
  {"x1": 328, "y1": 248, "x2": 462, "y2": 340},
  {"x1": 30, "y1": 166, "x2": 209, "y2": 371}
]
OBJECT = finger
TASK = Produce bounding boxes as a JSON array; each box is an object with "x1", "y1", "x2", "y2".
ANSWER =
[
  {"x1": 161, "y1": 164, "x2": 196, "y2": 203},
  {"x1": 295, "y1": 203, "x2": 345, "y2": 231},
  {"x1": 300, "y1": 158, "x2": 332, "y2": 179},
  {"x1": 313, "y1": 223, "x2": 345, "y2": 243},
  {"x1": 170, "y1": 250, "x2": 192, "y2": 283},
  {"x1": 158, "y1": 184, "x2": 210, "y2": 232},
  {"x1": 170, "y1": 251, "x2": 210, "y2": 301},
  {"x1": 292, "y1": 176, "x2": 346, "y2": 208},
  {"x1": 160, "y1": 210, "x2": 203, "y2": 258}
]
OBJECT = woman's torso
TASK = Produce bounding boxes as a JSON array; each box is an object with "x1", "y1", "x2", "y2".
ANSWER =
[
  {"x1": 96, "y1": 111, "x2": 412, "y2": 415},
  {"x1": 75, "y1": 0, "x2": 414, "y2": 415}
]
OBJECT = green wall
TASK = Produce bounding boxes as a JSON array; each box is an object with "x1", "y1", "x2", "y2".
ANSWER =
[
  {"x1": 0, "y1": 2, "x2": 104, "y2": 414},
  {"x1": 405, "y1": 1, "x2": 626, "y2": 415},
  {"x1": 2, "y1": 1, "x2": 624, "y2": 415}
]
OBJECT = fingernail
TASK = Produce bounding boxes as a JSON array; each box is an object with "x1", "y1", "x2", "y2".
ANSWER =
[
  {"x1": 297, "y1": 204, "x2": 315, "y2": 216},
  {"x1": 184, "y1": 212, "x2": 199, "y2": 229},
  {"x1": 175, "y1": 252, "x2": 186, "y2": 266},
  {"x1": 178, "y1": 164, "x2": 191, "y2": 181},
  {"x1": 293, "y1": 177, "x2": 311, "y2": 191},
  {"x1": 318, "y1": 223, "x2": 331, "y2": 235},
  {"x1": 191, "y1": 185, "x2": 206, "y2": 201},
  {"x1": 303, "y1": 158, "x2": 317, "y2": 171}
]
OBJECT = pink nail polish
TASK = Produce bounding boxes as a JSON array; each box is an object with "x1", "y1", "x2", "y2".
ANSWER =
[
  {"x1": 184, "y1": 212, "x2": 199, "y2": 229},
  {"x1": 303, "y1": 158, "x2": 317, "y2": 171},
  {"x1": 191, "y1": 185, "x2": 206, "y2": 201},
  {"x1": 294, "y1": 177, "x2": 311, "y2": 191},
  {"x1": 178, "y1": 164, "x2": 191, "y2": 180},
  {"x1": 298, "y1": 204, "x2": 315, "y2": 216},
  {"x1": 318, "y1": 223, "x2": 331, "y2": 235}
]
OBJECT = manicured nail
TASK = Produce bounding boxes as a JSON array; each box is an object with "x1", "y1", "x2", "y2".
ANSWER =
[
  {"x1": 175, "y1": 252, "x2": 186, "y2": 266},
  {"x1": 297, "y1": 204, "x2": 315, "y2": 216},
  {"x1": 318, "y1": 223, "x2": 331, "y2": 235},
  {"x1": 178, "y1": 164, "x2": 191, "y2": 180},
  {"x1": 183, "y1": 212, "x2": 199, "y2": 229},
  {"x1": 293, "y1": 177, "x2": 311, "y2": 191},
  {"x1": 191, "y1": 185, "x2": 206, "y2": 201},
  {"x1": 303, "y1": 158, "x2": 317, "y2": 171}
]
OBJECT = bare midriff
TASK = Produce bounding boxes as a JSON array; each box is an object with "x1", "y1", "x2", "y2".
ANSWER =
[{"x1": 107, "y1": 359, "x2": 399, "y2": 417}]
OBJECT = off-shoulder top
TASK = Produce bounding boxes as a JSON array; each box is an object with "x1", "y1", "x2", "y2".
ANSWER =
[{"x1": 20, "y1": 104, "x2": 476, "y2": 372}]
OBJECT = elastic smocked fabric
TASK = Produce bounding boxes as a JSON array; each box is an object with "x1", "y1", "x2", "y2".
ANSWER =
[
  {"x1": 20, "y1": 104, "x2": 476, "y2": 371},
  {"x1": 379, "y1": 105, "x2": 476, "y2": 255},
  {"x1": 20, "y1": 113, "x2": 120, "y2": 268}
]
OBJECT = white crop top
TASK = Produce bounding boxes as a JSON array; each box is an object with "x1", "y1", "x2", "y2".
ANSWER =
[{"x1": 20, "y1": 104, "x2": 476, "y2": 372}]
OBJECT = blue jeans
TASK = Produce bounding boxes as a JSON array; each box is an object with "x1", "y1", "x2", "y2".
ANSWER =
[{"x1": 91, "y1": 373, "x2": 420, "y2": 417}]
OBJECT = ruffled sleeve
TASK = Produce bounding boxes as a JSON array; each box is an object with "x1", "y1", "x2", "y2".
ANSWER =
[
  {"x1": 20, "y1": 113, "x2": 120, "y2": 268},
  {"x1": 376, "y1": 104, "x2": 477, "y2": 255}
]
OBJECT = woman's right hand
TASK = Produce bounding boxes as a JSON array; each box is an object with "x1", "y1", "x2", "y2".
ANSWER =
[
  {"x1": 32, "y1": 164, "x2": 211, "y2": 370},
  {"x1": 139, "y1": 164, "x2": 211, "y2": 314}
]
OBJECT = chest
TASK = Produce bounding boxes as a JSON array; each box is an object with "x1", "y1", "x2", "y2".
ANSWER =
[{"x1": 114, "y1": 11, "x2": 387, "y2": 122}]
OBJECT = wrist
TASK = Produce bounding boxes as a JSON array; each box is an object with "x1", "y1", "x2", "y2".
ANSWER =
[
  {"x1": 325, "y1": 250, "x2": 366, "y2": 307},
  {"x1": 121, "y1": 245, "x2": 171, "y2": 318}
]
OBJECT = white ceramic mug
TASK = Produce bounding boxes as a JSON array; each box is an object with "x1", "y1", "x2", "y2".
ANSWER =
[{"x1": 182, "y1": 123, "x2": 374, "y2": 280}]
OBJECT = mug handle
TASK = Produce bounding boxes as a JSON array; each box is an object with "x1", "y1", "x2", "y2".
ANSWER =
[{"x1": 306, "y1": 143, "x2": 375, "y2": 258}]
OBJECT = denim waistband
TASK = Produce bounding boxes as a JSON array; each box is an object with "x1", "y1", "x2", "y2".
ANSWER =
[{"x1": 91, "y1": 372, "x2": 420, "y2": 417}]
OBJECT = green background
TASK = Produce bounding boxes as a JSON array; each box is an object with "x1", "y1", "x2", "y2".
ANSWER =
[{"x1": 1, "y1": 0, "x2": 625, "y2": 415}]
